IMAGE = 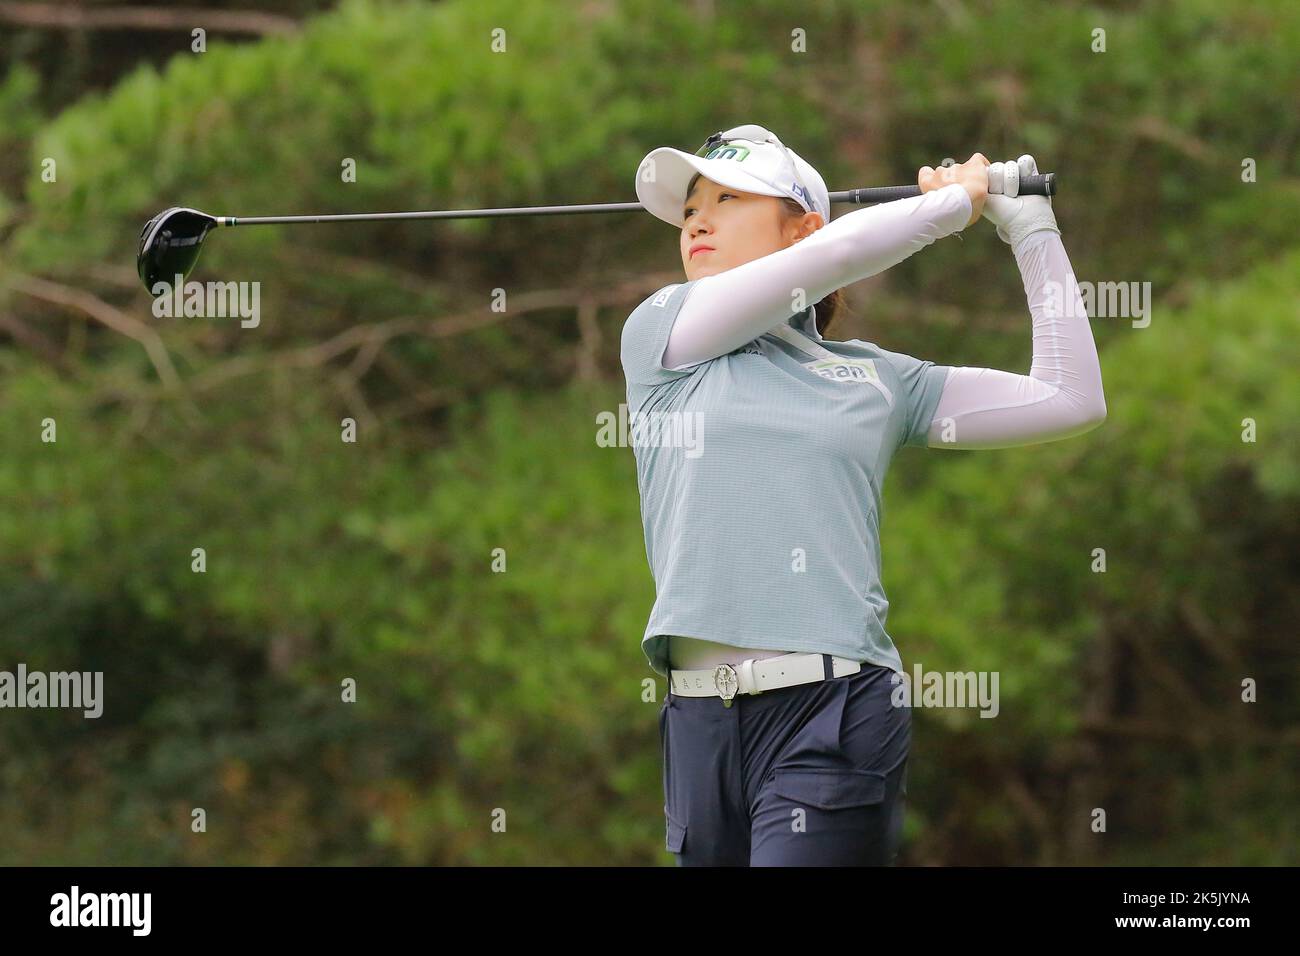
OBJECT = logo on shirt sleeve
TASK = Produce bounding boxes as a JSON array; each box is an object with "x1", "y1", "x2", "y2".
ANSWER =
[{"x1": 651, "y1": 285, "x2": 680, "y2": 308}]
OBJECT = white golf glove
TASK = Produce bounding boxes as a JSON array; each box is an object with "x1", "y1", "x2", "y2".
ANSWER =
[{"x1": 982, "y1": 154, "x2": 1059, "y2": 249}]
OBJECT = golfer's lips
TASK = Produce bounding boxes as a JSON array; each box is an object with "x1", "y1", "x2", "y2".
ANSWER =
[{"x1": 689, "y1": 243, "x2": 715, "y2": 259}]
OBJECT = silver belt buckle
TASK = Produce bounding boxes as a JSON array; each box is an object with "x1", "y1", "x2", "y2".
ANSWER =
[{"x1": 713, "y1": 664, "x2": 739, "y2": 708}]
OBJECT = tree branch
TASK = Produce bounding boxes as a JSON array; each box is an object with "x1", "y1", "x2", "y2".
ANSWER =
[
  {"x1": 8, "y1": 272, "x2": 183, "y2": 391},
  {"x1": 188, "y1": 271, "x2": 679, "y2": 394},
  {"x1": 0, "y1": 309, "x2": 74, "y2": 371},
  {"x1": 0, "y1": 2, "x2": 299, "y2": 35},
  {"x1": 574, "y1": 297, "x2": 601, "y2": 382}
]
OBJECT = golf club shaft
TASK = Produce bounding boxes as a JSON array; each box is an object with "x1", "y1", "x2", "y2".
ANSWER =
[{"x1": 217, "y1": 173, "x2": 1055, "y2": 226}]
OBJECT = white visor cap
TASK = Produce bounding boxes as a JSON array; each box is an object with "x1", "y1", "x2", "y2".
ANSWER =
[{"x1": 635, "y1": 127, "x2": 830, "y2": 229}]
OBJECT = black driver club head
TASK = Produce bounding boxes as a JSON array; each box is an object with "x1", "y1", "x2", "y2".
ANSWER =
[{"x1": 137, "y1": 207, "x2": 218, "y2": 295}]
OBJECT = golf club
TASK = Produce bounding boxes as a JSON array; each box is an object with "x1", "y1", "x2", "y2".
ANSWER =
[{"x1": 136, "y1": 166, "x2": 1056, "y2": 294}]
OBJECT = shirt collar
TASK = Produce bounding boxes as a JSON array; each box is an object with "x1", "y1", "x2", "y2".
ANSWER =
[{"x1": 786, "y1": 306, "x2": 822, "y2": 341}]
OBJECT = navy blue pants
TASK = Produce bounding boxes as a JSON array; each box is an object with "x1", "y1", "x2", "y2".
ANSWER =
[{"x1": 659, "y1": 658, "x2": 910, "y2": 866}]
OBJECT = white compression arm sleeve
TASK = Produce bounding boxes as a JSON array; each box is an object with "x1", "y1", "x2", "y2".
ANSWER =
[
  {"x1": 924, "y1": 230, "x2": 1107, "y2": 449},
  {"x1": 660, "y1": 183, "x2": 972, "y2": 370}
]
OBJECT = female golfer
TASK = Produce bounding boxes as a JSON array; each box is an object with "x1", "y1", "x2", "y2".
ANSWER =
[{"x1": 622, "y1": 124, "x2": 1105, "y2": 866}]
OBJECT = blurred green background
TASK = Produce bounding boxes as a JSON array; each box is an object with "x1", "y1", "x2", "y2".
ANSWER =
[{"x1": 0, "y1": 0, "x2": 1296, "y2": 865}]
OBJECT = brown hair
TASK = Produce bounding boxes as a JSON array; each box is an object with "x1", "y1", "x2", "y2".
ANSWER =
[
  {"x1": 777, "y1": 196, "x2": 843, "y2": 338},
  {"x1": 684, "y1": 171, "x2": 845, "y2": 337}
]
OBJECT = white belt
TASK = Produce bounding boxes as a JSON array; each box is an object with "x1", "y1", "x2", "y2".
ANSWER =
[{"x1": 668, "y1": 652, "x2": 862, "y2": 707}]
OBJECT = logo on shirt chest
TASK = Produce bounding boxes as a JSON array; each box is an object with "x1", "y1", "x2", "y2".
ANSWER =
[
  {"x1": 808, "y1": 358, "x2": 881, "y2": 384},
  {"x1": 804, "y1": 358, "x2": 895, "y2": 405}
]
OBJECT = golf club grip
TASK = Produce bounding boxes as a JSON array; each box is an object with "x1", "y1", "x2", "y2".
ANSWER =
[{"x1": 832, "y1": 171, "x2": 1055, "y2": 206}]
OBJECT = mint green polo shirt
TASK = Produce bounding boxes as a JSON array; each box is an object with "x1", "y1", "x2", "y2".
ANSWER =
[{"x1": 621, "y1": 280, "x2": 951, "y2": 678}]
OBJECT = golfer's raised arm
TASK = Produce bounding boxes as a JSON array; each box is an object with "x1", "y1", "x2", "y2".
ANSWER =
[
  {"x1": 660, "y1": 183, "x2": 973, "y2": 370},
  {"x1": 923, "y1": 229, "x2": 1107, "y2": 449}
]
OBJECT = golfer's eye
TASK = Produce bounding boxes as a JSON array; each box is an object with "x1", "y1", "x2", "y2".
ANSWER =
[{"x1": 683, "y1": 194, "x2": 734, "y2": 218}]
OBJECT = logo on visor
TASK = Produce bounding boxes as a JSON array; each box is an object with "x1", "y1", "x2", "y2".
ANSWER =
[
  {"x1": 704, "y1": 145, "x2": 751, "y2": 162},
  {"x1": 792, "y1": 183, "x2": 812, "y2": 205}
]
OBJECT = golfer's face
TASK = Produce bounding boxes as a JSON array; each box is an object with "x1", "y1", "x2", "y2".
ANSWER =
[{"x1": 680, "y1": 177, "x2": 785, "y2": 281}]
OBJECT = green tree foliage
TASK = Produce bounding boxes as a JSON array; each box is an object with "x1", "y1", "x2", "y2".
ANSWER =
[{"x1": 0, "y1": 0, "x2": 1296, "y2": 863}]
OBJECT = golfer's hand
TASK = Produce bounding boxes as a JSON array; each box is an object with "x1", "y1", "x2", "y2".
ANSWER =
[
  {"x1": 918, "y1": 153, "x2": 989, "y2": 228},
  {"x1": 981, "y1": 154, "x2": 1060, "y2": 249}
]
